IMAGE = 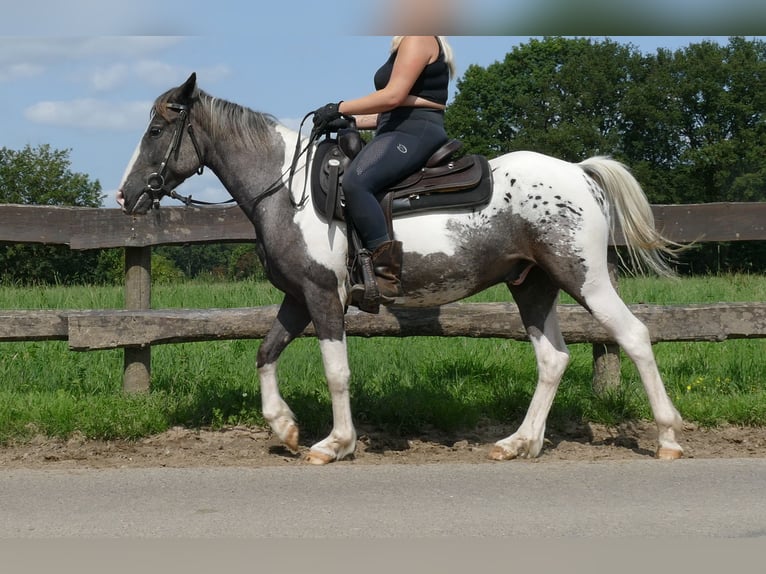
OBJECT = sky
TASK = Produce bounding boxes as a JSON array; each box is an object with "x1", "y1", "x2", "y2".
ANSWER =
[{"x1": 1, "y1": 0, "x2": 764, "y2": 207}]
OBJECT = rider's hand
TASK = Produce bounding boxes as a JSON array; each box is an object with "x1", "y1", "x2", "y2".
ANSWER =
[{"x1": 312, "y1": 102, "x2": 343, "y2": 127}]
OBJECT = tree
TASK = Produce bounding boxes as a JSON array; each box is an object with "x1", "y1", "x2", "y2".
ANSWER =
[
  {"x1": 446, "y1": 37, "x2": 640, "y2": 162},
  {"x1": 0, "y1": 145, "x2": 105, "y2": 284},
  {"x1": 156, "y1": 243, "x2": 265, "y2": 281},
  {"x1": 621, "y1": 38, "x2": 766, "y2": 204},
  {"x1": 0, "y1": 144, "x2": 102, "y2": 207}
]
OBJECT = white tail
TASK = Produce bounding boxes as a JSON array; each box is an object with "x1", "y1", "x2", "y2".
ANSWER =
[{"x1": 579, "y1": 156, "x2": 683, "y2": 277}]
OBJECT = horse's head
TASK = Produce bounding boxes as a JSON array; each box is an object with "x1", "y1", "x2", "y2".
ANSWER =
[{"x1": 117, "y1": 73, "x2": 205, "y2": 214}]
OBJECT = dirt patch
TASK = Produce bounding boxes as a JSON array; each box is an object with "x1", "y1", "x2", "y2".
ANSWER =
[{"x1": 2, "y1": 421, "x2": 766, "y2": 469}]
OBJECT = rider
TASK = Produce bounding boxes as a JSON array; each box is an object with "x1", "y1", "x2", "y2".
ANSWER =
[{"x1": 312, "y1": 35, "x2": 455, "y2": 302}]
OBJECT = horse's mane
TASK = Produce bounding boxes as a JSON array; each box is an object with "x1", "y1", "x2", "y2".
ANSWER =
[{"x1": 153, "y1": 88, "x2": 279, "y2": 150}]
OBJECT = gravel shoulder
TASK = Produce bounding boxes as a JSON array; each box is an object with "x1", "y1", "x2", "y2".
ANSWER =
[{"x1": 2, "y1": 420, "x2": 765, "y2": 469}]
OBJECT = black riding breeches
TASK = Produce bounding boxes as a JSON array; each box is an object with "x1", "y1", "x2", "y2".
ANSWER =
[{"x1": 343, "y1": 108, "x2": 447, "y2": 249}]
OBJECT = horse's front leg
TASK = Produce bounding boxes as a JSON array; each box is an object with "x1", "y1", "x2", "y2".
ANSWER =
[
  {"x1": 303, "y1": 294, "x2": 356, "y2": 465},
  {"x1": 257, "y1": 294, "x2": 312, "y2": 452}
]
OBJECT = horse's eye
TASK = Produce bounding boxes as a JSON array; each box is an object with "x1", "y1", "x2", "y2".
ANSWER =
[{"x1": 149, "y1": 126, "x2": 163, "y2": 138}]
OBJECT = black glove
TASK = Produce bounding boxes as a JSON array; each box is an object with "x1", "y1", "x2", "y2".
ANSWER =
[
  {"x1": 312, "y1": 102, "x2": 343, "y2": 128},
  {"x1": 323, "y1": 116, "x2": 352, "y2": 132}
]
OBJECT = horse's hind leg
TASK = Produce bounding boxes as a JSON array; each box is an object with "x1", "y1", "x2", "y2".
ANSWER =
[
  {"x1": 580, "y1": 274, "x2": 683, "y2": 459},
  {"x1": 257, "y1": 293, "x2": 312, "y2": 452},
  {"x1": 491, "y1": 268, "x2": 570, "y2": 460}
]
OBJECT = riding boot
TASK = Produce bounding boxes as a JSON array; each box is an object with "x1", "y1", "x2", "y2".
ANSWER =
[{"x1": 371, "y1": 240, "x2": 403, "y2": 302}]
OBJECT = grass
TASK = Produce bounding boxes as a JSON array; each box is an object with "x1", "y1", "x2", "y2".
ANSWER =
[{"x1": 0, "y1": 274, "x2": 764, "y2": 444}]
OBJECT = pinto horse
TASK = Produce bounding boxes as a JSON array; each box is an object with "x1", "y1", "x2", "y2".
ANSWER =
[{"x1": 117, "y1": 73, "x2": 684, "y2": 464}]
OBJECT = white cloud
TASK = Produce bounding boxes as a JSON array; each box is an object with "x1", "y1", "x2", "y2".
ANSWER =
[
  {"x1": 89, "y1": 64, "x2": 130, "y2": 91},
  {"x1": 0, "y1": 37, "x2": 185, "y2": 89},
  {"x1": 132, "y1": 60, "x2": 187, "y2": 87},
  {"x1": 0, "y1": 37, "x2": 181, "y2": 67},
  {"x1": 0, "y1": 62, "x2": 44, "y2": 82},
  {"x1": 24, "y1": 99, "x2": 152, "y2": 131},
  {"x1": 85, "y1": 59, "x2": 230, "y2": 93}
]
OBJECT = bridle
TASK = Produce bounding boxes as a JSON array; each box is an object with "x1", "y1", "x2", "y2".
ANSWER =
[
  {"x1": 141, "y1": 101, "x2": 329, "y2": 211},
  {"x1": 144, "y1": 102, "x2": 207, "y2": 209}
]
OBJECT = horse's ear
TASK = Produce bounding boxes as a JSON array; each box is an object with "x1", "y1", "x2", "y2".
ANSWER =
[{"x1": 179, "y1": 72, "x2": 198, "y2": 103}]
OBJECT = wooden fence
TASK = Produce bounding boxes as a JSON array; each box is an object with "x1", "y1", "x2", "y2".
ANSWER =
[{"x1": 1, "y1": 202, "x2": 765, "y2": 393}]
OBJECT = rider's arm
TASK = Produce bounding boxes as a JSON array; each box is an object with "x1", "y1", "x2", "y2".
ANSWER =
[
  {"x1": 352, "y1": 114, "x2": 379, "y2": 130},
  {"x1": 338, "y1": 36, "x2": 439, "y2": 116}
]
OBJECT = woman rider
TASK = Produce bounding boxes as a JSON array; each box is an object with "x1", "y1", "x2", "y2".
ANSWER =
[{"x1": 312, "y1": 35, "x2": 455, "y2": 303}]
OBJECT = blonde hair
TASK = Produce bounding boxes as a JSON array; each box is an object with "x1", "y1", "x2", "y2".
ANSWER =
[{"x1": 390, "y1": 36, "x2": 456, "y2": 78}]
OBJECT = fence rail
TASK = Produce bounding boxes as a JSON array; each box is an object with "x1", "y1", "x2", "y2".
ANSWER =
[
  {"x1": 2, "y1": 202, "x2": 766, "y2": 248},
  {"x1": 1, "y1": 202, "x2": 765, "y2": 393},
  {"x1": 3, "y1": 302, "x2": 765, "y2": 347}
]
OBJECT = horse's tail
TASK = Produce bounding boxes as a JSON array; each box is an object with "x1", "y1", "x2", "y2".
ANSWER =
[{"x1": 579, "y1": 156, "x2": 682, "y2": 277}]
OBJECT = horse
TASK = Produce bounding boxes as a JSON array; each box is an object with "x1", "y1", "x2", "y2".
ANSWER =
[{"x1": 117, "y1": 73, "x2": 684, "y2": 464}]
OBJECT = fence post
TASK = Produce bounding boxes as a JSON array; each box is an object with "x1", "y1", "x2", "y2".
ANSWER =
[
  {"x1": 123, "y1": 246, "x2": 151, "y2": 392},
  {"x1": 592, "y1": 247, "x2": 621, "y2": 393}
]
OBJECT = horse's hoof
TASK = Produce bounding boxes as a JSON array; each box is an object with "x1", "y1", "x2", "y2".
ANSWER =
[
  {"x1": 283, "y1": 424, "x2": 299, "y2": 453},
  {"x1": 488, "y1": 445, "x2": 517, "y2": 461},
  {"x1": 305, "y1": 450, "x2": 334, "y2": 465},
  {"x1": 657, "y1": 447, "x2": 683, "y2": 460}
]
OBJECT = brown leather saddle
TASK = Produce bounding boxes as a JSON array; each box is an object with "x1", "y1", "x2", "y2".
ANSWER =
[{"x1": 310, "y1": 130, "x2": 493, "y2": 227}]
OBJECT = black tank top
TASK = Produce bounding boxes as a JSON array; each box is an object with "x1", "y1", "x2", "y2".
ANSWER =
[{"x1": 373, "y1": 37, "x2": 449, "y2": 106}]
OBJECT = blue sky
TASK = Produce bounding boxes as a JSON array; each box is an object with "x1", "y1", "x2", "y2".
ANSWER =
[{"x1": 1, "y1": 0, "x2": 762, "y2": 206}]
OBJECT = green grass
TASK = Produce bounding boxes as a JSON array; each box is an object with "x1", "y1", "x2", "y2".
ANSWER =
[{"x1": 0, "y1": 274, "x2": 764, "y2": 444}]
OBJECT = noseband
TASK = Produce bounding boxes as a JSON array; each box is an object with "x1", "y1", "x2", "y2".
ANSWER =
[{"x1": 145, "y1": 102, "x2": 205, "y2": 208}]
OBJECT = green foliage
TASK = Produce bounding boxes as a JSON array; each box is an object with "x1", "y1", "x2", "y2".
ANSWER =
[
  {"x1": 622, "y1": 38, "x2": 766, "y2": 205},
  {"x1": 447, "y1": 37, "x2": 636, "y2": 161},
  {"x1": 0, "y1": 144, "x2": 266, "y2": 285},
  {"x1": 151, "y1": 253, "x2": 185, "y2": 284},
  {"x1": 155, "y1": 243, "x2": 265, "y2": 282},
  {"x1": 0, "y1": 144, "x2": 103, "y2": 207},
  {"x1": 0, "y1": 145, "x2": 105, "y2": 285},
  {"x1": 0, "y1": 244, "x2": 102, "y2": 285},
  {"x1": 0, "y1": 275, "x2": 763, "y2": 444}
]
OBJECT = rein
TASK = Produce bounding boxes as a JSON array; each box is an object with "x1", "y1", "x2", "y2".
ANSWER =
[{"x1": 148, "y1": 103, "x2": 319, "y2": 211}]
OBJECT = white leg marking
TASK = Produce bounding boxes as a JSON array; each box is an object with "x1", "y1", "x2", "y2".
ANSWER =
[
  {"x1": 306, "y1": 337, "x2": 357, "y2": 464},
  {"x1": 259, "y1": 361, "x2": 298, "y2": 451},
  {"x1": 492, "y1": 310, "x2": 570, "y2": 460},
  {"x1": 583, "y1": 281, "x2": 683, "y2": 458}
]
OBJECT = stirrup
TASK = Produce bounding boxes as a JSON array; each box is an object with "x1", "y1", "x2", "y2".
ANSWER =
[
  {"x1": 349, "y1": 250, "x2": 381, "y2": 314},
  {"x1": 349, "y1": 282, "x2": 396, "y2": 310}
]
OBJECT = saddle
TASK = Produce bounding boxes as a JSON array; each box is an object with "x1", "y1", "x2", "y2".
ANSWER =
[
  {"x1": 310, "y1": 130, "x2": 493, "y2": 225},
  {"x1": 310, "y1": 129, "x2": 493, "y2": 314}
]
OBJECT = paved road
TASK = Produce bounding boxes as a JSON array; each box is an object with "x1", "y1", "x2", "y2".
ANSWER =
[{"x1": 2, "y1": 458, "x2": 765, "y2": 539}]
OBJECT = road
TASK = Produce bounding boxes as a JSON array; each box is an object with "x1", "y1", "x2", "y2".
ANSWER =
[
  {"x1": 4, "y1": 459, "x2": 764, "y2": 573},
  {"x1": 2, "y1": 458, "x2": 765, "y2": 538}
]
